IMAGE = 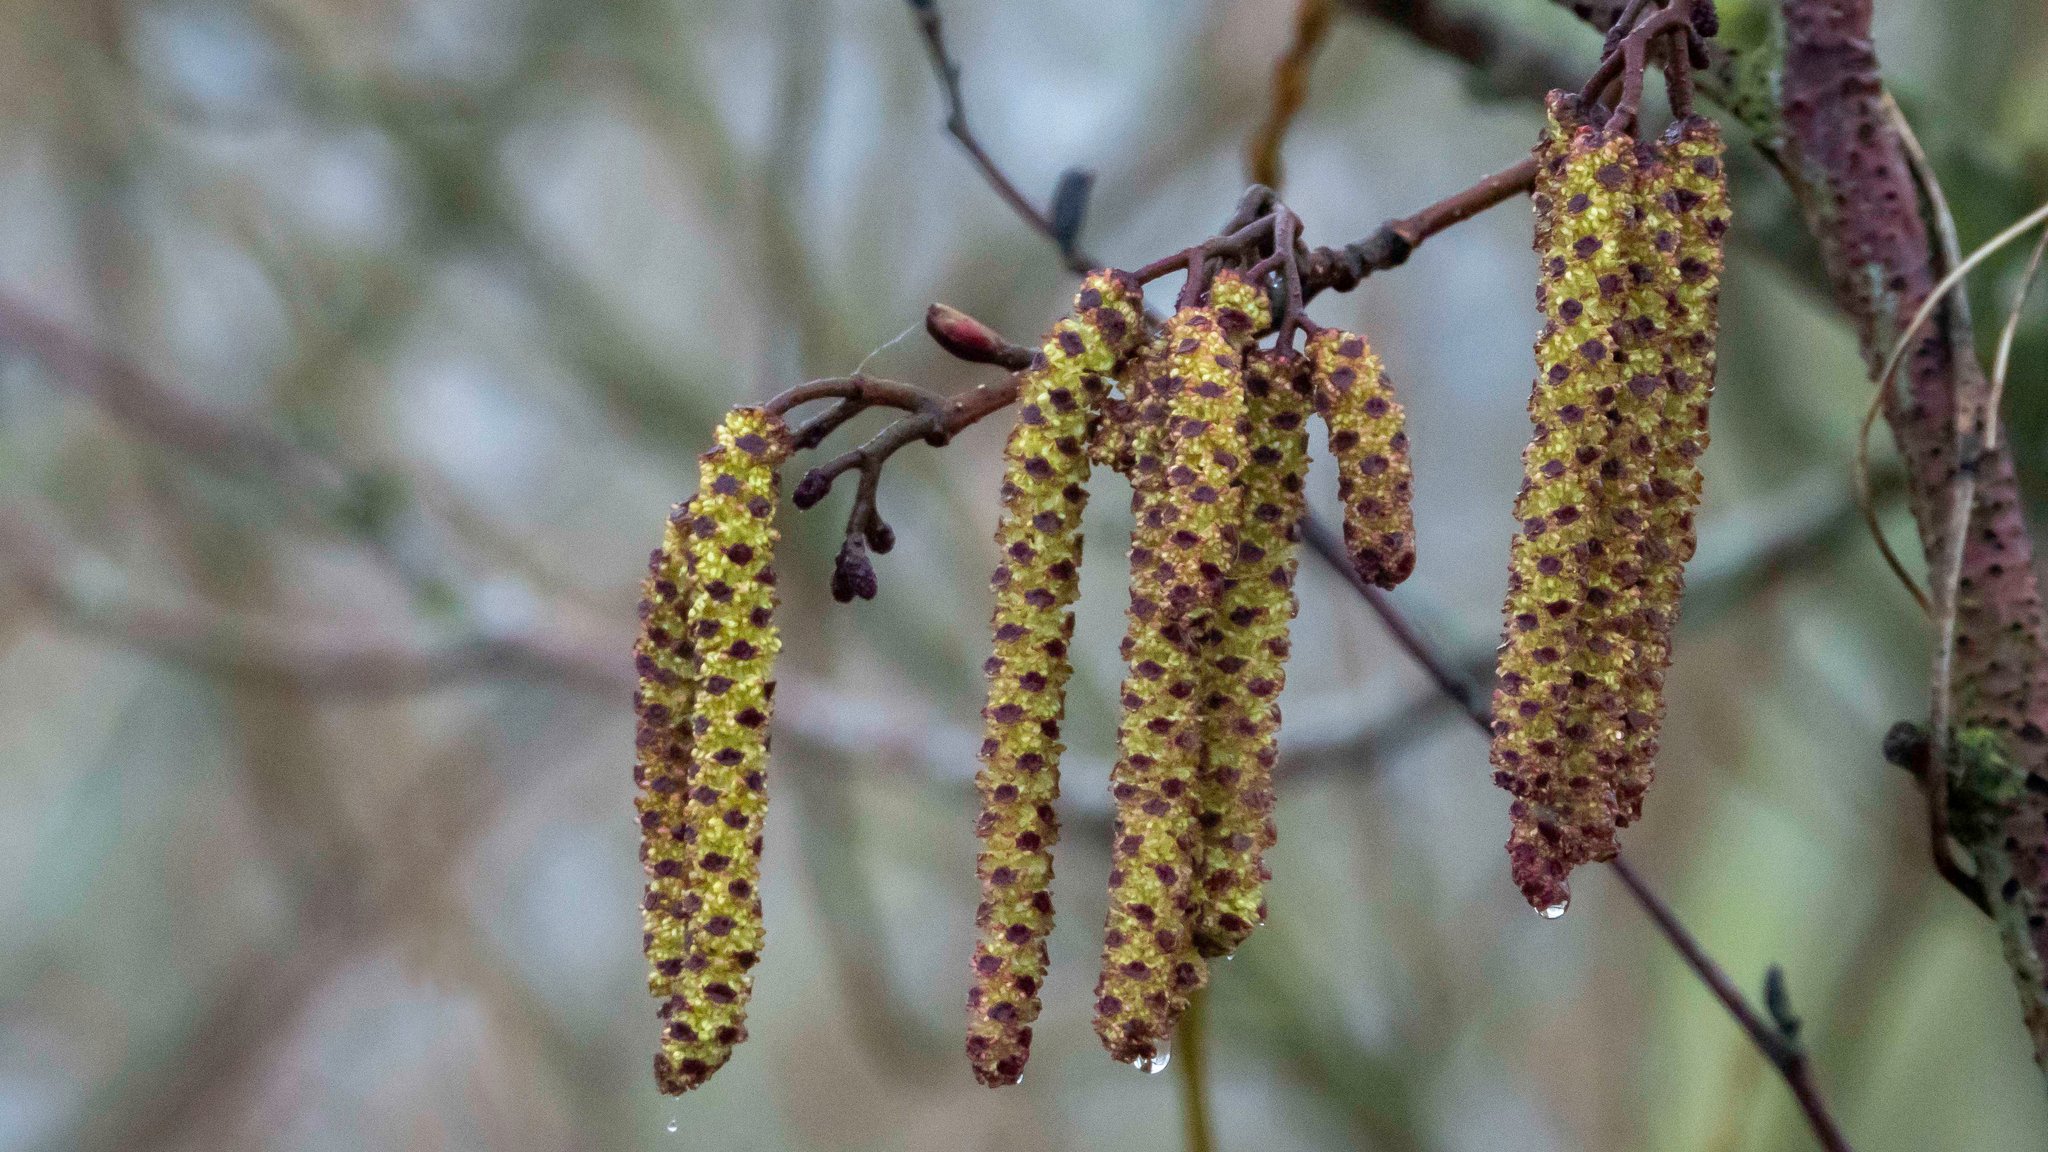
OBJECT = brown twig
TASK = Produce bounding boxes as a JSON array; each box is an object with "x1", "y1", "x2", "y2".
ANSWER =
[
  {"x1": 775, "y1": 368, "x2": 1028, "y2": 601},
  {"x1": 1609, "y1": 859, "x2": 1855, "y2": 1152},
  {"x1": 906, "y1": 0, "x2": 1095, "y2": 274},
  {"x1": 1299, "y1": 157, "x2": 1539, "y2": 299},
  {"x1": 1177, "y1": 985, "x2": 1217, "y2": 1152},
  {"x1": 907, "y1": 15, "x2": 1856, "y2": 1143},
  {"x1": 1309, "y1": 512, "x2": 1856, "y2": 1148},
  {"x1": 1579, "y1": 0, "x2": 1704, "y2": 132},
  {"x1": 1246, "y1": 0, "x2": 1337, "y2": 193}
]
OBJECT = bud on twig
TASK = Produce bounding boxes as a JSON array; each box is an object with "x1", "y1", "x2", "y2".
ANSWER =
[
  {"x1": 832, "y1": 537, "x2": 879, "y2": 602},
  {"x1": 927, "y1": 303, "x2": 1030, "y2": 368}
]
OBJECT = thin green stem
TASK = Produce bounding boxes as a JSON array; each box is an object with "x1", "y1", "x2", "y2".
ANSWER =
[{"x1": 1178, "y1": 984, "x2": 1216, "y2": 1152}]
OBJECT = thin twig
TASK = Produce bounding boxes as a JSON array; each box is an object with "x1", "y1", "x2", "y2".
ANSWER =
[
  {"x1": 1246, "y1": 0, "x2": 1337, "y2": 193},
  {"x1": 1309, "y1": 506, "x2": 1854, "y2": 1146},
  {"x1": 1986, "y1": 226, "x2": 2048, "y2": 453},
  {"x1": 1854, "y1": 199, "x2": 2048, "y2": 615},
  {"x1": 1608, "y1": 859, "x2": 1855, "y2": 1152},
  {"x1": 906, "y1": 0, "x2": 1095, "y2": 274},
  {"x1": 1306, "y1": 517, "x2": 1486, "y2": 725},
  {"x1": 1300, "y1": 157, "x2": 1539, "y2": 299},
  {"x1": 777, "y1": 368, "x2": 1027, "y2": 600},
  {"x1": 906, "y1": 17, "x2": 1855, "y2": 1144}
]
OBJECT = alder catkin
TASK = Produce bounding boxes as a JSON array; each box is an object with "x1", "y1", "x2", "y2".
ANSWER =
[
  {"x1": 1095, "y1": 273, "x2": 1269, "y2": 1065},
  {"x1": 638, "y1": 501, "x2": 701, "y2": 1089},
  {"x1": 1490, "y1": 94, "x2": 1641, "y2": 913},
  {"x1": 1307, "y1": 328, "x2": 1416, "y2": 589},
  {"x1": 1611, "y1": 115, "x2": 1728, "y2": 821},
  {"x1": 1192, "y1": 348, "x2": 1309, "y2": 958},
  {"x1": 653, "y1": 406, "x2": 791, "y2": 1093},
  {"x1": 967, "y1": 270, "x2": 1145, "y2": 1087}
]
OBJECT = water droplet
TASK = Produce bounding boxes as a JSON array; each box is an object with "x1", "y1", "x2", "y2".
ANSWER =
[
  {"x1": 1538, "y1": 898, "x2": 1570, "y2": 920},
  {"x1": 1125, "y1": 1039, "x2": 1173, "y2": 1074},
  {"x1": 666, "y1": 1120, "x2": 680, "y2": 1134}
]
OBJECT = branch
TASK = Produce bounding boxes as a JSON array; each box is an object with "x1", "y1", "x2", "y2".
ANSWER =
[
  {"x1": 1245, "y1": 0, "x2": 1339, "y2": 192},
  {"x1": 1609, "y1": 860, "x2": 1854, "y2": 1152},
  {"x1": 0, "y1": 507, "x2": 631, "y2": 697},
  {"x1": 906, "y1": 0, "x2": 1095, "y2": 273},
  {"x1": 1306, "y1": 512, "x2": 1855, "y2": 1148},
  {"x1": 1301, "y1": 157, "x2": 1539, "y2": 298},
  {"x1": 759, "y1": 300, "x2": 1041, "y2": 601},
  {"x1": 907, "y1": 10, "x2": 1857, "y2": 1141}
]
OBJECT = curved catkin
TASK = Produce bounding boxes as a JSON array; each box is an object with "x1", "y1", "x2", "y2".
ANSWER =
[
  {"x1": 1610, "y1": 116, "x2": 1729, "y2": 822},
  {"x1": 654, "y1": 406, "x2": 792, "y2": 1094},
  {"x1": 1096, "y1": 279, "x2": 1268, "y2": 1065},
  {"x1": 1192, "y1": 349, "x2": 1309, "y2": 958},
  {"x1": 638, "y1": 501, "x2": 700, "y2": 1081},
  {"x1": 1491, "y1": 93, "x2": 1641, "y2": 913},
  {"x1": 967, "y1": 270, "x2": 1145, "y2": 1088},
  {"x1": 1306, "y1": 328, "x2": 1416, "y2": 589}
]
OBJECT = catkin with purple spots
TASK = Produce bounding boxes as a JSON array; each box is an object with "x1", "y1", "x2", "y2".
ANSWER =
[
  {"x1": 1307, "y1": 329, "x2": 1416, "y2": 589},
  {"x1": 1607, "y1": 117, "x2": 1727, "y2": 824},
  {"x1": 1490, "y1": 94, "x2": 1642, "y2": 913},
  {"x1": 967, "y1": 271, "x2": 1145, "y2": 1087},
  {"x1": 1095, "y1": 275, "x2": 1270, "y2": 1065},
  {"x1": 1192, "y1": 348, "x2": 1309, "y2": 958},
  {"x1": 653, "y1": 406, "x2": 791, "y2": 1093},
  {"x1": 639, "y1": 501, "x2": 701, "y2": 1089}
]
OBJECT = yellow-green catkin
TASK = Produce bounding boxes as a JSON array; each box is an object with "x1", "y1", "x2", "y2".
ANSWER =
[
  {"x1": 1491, "y1": 93, "x2": 1642, "y2": 913},
  {"x1": 1095, "y1": 273, "x2": 1269, "y2": 1064},
  {"x1": 967, "y1": 270, "x2": 1145, "y2": 1087},
  {"x1": 1609, "y1": 116, "x2": 1728, "y2": 823},
  {"x1": 654, "y1": 406, "x2": 791, "y2": 1094},
  {"x1": 1306, "y1": 328, "x2": 1416, "y2": 589},
  {"x1": 1192, "y1": 348, "x2": 1309, "y2": 958},
  {"x1": 638, "y1": 500, "x2": 700, "y2": 1086}
]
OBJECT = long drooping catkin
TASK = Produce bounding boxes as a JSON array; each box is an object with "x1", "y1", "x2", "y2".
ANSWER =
[
  {"x1": 966, "y1": 271, "x2": 1145, "y2": 1087},
  {"x1": 639, "y1": 500, "x2": 702, "y2": 1090},
  {"x1": 1307, "y1": 329, "x2": 1415, "y2": 589},
  {"x1": 1491, "y1": 94, "x2": 1641, "y2": 913},
  {"x1": 1096, "y1": 275, "x2": 1268, "y2": 1065},
  {"x1": 654, "y1": 406, "x2": 791, "y2": 1093},
  {"x1": 1610, "y1": 116, "x2": 1728, "y2": 823},
  {"x1": 1192, "y1": 348, "x2": 1309, "y2": 958}
]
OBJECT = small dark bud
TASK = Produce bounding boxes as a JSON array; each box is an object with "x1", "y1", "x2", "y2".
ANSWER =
[
  {"x1": 1049, "y1": 168, "x2": 1094, "y2": 259},
  {"x1": 831, "y1": 538, "x2": 879, "y2": 602},
  {"x1": 926, "y1": 303, "x2": 1024, "y2": 368},
  {"x1": 1882, "y1": 720, "x2": 1931, "y2": 773},
  {"x1": 1762, "y1": 965, "x2": 1802, "y2": 1044},
  {"x1": 864, "y1": 516, "x2": 896, "y2": 554},
  {"x1": 792, "y1": 469, "x2": 832, "y2": 510},
  {"x1": 1691, "y1": 1, "x2": 1720, "y2": 39}
]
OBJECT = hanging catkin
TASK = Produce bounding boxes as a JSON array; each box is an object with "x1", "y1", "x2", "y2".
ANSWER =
[
  {"x1": 1609, "y1": 116, "x2": 1728, "y2": 823},
  {"x1": 1307, "y1": 328, "x2": 1416, "y2": 589},
  {"x1": 639, "y1": 500, "x2": 703, "y2": 1092},
  {"x1": 652, "y1": 406, "x2": 791, "y2": 1092},
  {"x1": 1192, "y1": 347, "x2": 1309, "y2": 958},
  {"x1": 1490, "y1": 94, "x2": 1642, "y2": 913},
  {"x1": 966, "y1": 271, "x2": 1146, "y2": 1087},
  {"x1": 1095, "y1": 271, "x2": 1269, "y2": 1064}
]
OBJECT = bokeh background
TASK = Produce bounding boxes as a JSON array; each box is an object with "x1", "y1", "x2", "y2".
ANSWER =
[{"x1": 4, "y1": 0, "x2": 2048, "y2": 1149}]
